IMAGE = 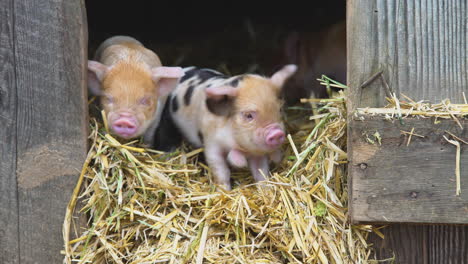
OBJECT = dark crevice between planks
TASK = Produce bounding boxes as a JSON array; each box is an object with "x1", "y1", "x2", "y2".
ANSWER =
[{"x1": 13, "y1": 0, "x2": 21, "y2": 260}]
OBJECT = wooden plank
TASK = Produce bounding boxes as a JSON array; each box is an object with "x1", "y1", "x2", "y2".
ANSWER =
[
  {"x1": 0, "y1": 0, "x2": 19, "y2": 263},
  {"x1": 349, "y1": 116, "x2": 468, "y2": 223},
  {"x1": 370, "y1": 225, "x2": 425, "y2": 263},
  {"x1": 370, "y1": 225, "x2": 468, "y2": 264},
  {"x1": 347, "y1": 0, "x2": 467, "y2": 113},
  {"x1": 12, "y1": 0, "x2": 88, "y2": 263},
  {"x1": 347, "y1": 0, "x2": 468, "y2": 262}
]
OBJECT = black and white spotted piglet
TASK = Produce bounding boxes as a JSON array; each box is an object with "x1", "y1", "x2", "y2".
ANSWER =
[{"x1": 154, "y1": 65, "x2": 297, "y2": 190}]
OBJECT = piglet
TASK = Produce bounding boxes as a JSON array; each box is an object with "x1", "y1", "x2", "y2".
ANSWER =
[
  {"x1": 279, "y1": 20, "x2": 346, "y2": 105},
  {"x1": 87, "y1": 36, "x2": 184, "y2": 145},
  {"x1": 163, "y1": 65, "x2": 297, "y2": 190}
]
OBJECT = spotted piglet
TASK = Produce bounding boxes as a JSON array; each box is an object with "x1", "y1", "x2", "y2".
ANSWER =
[
  {"x1": 87, "y1": 36, "x2": 184, "y2": 145},
  {"x1": 164, "y1": 65, "x2": 297, "y2": 190}
]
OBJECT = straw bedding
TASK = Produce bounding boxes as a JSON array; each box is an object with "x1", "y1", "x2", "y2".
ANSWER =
[{"x1": 62, "y1": 78, "x2": 383, "y2": 264}]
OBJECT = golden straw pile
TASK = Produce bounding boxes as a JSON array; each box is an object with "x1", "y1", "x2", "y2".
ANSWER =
[{"x1": 63, "y1": 86, "x2": 379, "y2": 263}]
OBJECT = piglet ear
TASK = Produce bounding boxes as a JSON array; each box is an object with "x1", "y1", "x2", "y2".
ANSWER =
[
  {"x1": 88, "y1": 60, "x2": 108, "y2": 95},
  {"x1": 151, "y1": 67, "x2": 185, "y2": 97},
  {"x1": 205, "y1": 86, "x2": 239, "y2": 100},
  {"x1": 270, "y1": 64, "x2": 298, "y2": 89},
  {"x1": 205, "y1": 86, "x2": 239, "y2": 116}
]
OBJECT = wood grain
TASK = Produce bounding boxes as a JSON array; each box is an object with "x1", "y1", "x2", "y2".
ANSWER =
[
  {"x1": 12, "y1": 0, "x2": 88, "y2": 263},
  {"x1": 348, "y1": 0, "x2": 468, "y2": 263},
  {"x1": 370, "y1": 225, "x2": 468, "y2": 264},
  {"x1": 347, "y1": 0, "x2": 468, "y2": 112},
  {"x1": 350, "y1": 117, "x2": 468, "y2": 223},
  {"x1": 0, "y1": 0, "x2": 19, "y2": 263}
]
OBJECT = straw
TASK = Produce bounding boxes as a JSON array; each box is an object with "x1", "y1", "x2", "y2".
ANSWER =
[{"x1": 64, "y1": 88, "x2": 376, "y2": 263}]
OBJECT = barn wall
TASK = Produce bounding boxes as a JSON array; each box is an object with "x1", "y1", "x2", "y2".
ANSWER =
[
  {"x1": 0, "y1": 0, "x2": 20, "y2": 262},
  {"x1": 0, "y1": 0, "x2": 88, "y2": 263},
  {"x1": 348, "y1": 0, "x2": 468, "y2": 263}
]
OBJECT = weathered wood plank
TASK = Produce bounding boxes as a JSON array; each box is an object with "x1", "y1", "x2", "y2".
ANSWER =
[
  {"x1": 348, "y1": 0, "x2": 468, "y2": 262},
  {"x1": 370, "y1": 225, "x2": 425, "y2": 264},
  {"x1": 0, "y1": 0, "x2": 19, "y2": 263},
  {"x1": 12, "y1": 0, "x2": 88, "y2": 263},
  {"x1": 347, "y1": 0, "x2": 468, "y2": 113},
  {"x1": 350, "y1": 117, "x2": 468, "y2": 223},
  {"x1": 370, "y1": 225, "x2": 468, "y2": 264}
]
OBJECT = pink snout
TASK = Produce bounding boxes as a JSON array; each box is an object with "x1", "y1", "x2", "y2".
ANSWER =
[
  {"x1": 111, "y1": 118, "x2": 138, "y2": 138},
  {"x1": 265, "y1": 128, "x2": 285, "y2": 148}
]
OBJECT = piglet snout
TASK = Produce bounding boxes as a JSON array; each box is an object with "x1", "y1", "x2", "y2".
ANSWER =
[
  {"x1": 112, "y1": 116, "x2": 138, "y2": 138},
  {"x1": 265, "y1": 127, "x2": 285, "y2": 148}
]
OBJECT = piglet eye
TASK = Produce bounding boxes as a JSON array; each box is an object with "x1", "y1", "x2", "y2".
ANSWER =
[
  {"x1": 138, "y1": 96, "x2": 151, "y2": 106},
  {"x1": 242, "y1": 111, "x2": 256, "y2": 122}
]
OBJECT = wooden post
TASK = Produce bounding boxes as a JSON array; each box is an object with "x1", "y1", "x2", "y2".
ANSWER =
[
  {"x1": 0, "y1": 0, "x2": 20, "y2": 262},
  {"x1": 0, "y1": 0, "x2": 88, "y2": 263},
  {"x1": 348, "y1": 0, "x2": 468, "y2": 263}
]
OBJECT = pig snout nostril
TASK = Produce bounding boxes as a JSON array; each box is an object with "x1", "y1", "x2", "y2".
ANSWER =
[
  {"x1": 112, "y1": 119, "x2": 137, "y2": 137},
  {"x1": 266, "y1": 130, "x2": 285, "y2": 147}
]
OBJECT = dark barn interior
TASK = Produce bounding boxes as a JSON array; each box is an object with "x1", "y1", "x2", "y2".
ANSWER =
[{"x1": 85, "y1": 2, "x2": 346, "y2": 104}]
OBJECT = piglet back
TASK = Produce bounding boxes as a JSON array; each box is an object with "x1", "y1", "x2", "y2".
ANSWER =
[{"x1": 93, "y1": 35, "x2": 143, "y2": 61}]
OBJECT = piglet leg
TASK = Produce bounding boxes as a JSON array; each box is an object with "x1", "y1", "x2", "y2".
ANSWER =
[
  {"x1": 248, "y1": 155, "x2": 269, "y2": 182},
  {"x1": 204, "y1": 144, "x2": 232, "y2": 190},
  {"x1": 227, "y1": 149, "x2": 248, "y2": 168}
]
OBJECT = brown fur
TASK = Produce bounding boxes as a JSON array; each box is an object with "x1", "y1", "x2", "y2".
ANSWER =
[
  {"x1": 104, "y1": 57, "x2": 160, "y2": 135},
  {"x1": 170, "y1": 65, "x2": 296, "y2": 190},
  {"x1": 101, "y1": 62, "x2": 158, "y2": 132},
  {"x1": 176, "y1": 75, "x2": 284, "y2": 155},
  {"x1": 94, "y1": 37, "x2": 164, "y2": 138},
  {"x1": 226, "y1": 76, "x2": 283, "y2": 155}
]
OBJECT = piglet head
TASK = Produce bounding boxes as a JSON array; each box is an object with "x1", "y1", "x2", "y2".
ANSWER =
[
  {"x1": 88, "y1": 61, "x2": 184, "y2": 139},
  {"x1": 205, "y1": 64, "x2": 297, "y2": 155}
]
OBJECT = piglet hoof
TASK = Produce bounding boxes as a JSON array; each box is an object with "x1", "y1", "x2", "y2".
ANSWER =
[
  {"x1": 227, "y1": 149, "x2": 248, "y2": 168},
  {"x1": 216, "y1": 182, "x2": 232, "y2": 192},
  {"x1": 269, "y1": 149, "x2": 283, "y2": 164}
]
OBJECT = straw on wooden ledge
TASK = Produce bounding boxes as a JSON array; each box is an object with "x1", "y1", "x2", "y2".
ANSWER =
[
  {"x1": 63, "y1": 87, "x2": 378, "y2": 264},
  {"x1": 357, "y1": 94, "x2": 468, "y2": 121}
]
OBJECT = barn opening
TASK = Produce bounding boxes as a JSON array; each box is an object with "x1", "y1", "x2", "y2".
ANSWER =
[{"x1": 85, "y1": 1, "x2": 346, "y2": 104}]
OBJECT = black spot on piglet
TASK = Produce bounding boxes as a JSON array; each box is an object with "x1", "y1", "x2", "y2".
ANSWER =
[
  {"x1": 184, "y1": 85, "x2": 195, "y2": 106},
  {"x1": 180, "y1": 68, "x2": 197, "y2": 83},
  {"x1": 152, "y1": 99, "x2": 183, "y2": 152},
  {"x1": 171, "y1": 95, "x2": 179, "y2": 112},
  {"x1": 181, "y1": 68, "x2": 225, "y2": 84},
  {"x1": 197, "y1": 70, "x2": 225, "y2": 83}
]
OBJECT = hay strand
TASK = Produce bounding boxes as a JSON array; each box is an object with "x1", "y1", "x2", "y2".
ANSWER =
[
  {"x1": 443, "y1": 136, "x2": 462, "y2": 196},
  {"x1": 64, "y1": 89, "x2": 376, "y2": 263}
]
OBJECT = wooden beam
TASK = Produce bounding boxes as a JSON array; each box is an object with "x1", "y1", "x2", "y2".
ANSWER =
[
  {"x1": 10, "y1": 0, "x2": 88, "y2": 263},
  {"x1": 0, "y1": 0, "x2": 19, "y2": 263},
  {"x1": 347, "y1": 0, "x2": 468, "y2": 262},
  {"x1": 349, "y1": 116, "x2": 468, "y2": 224}
]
